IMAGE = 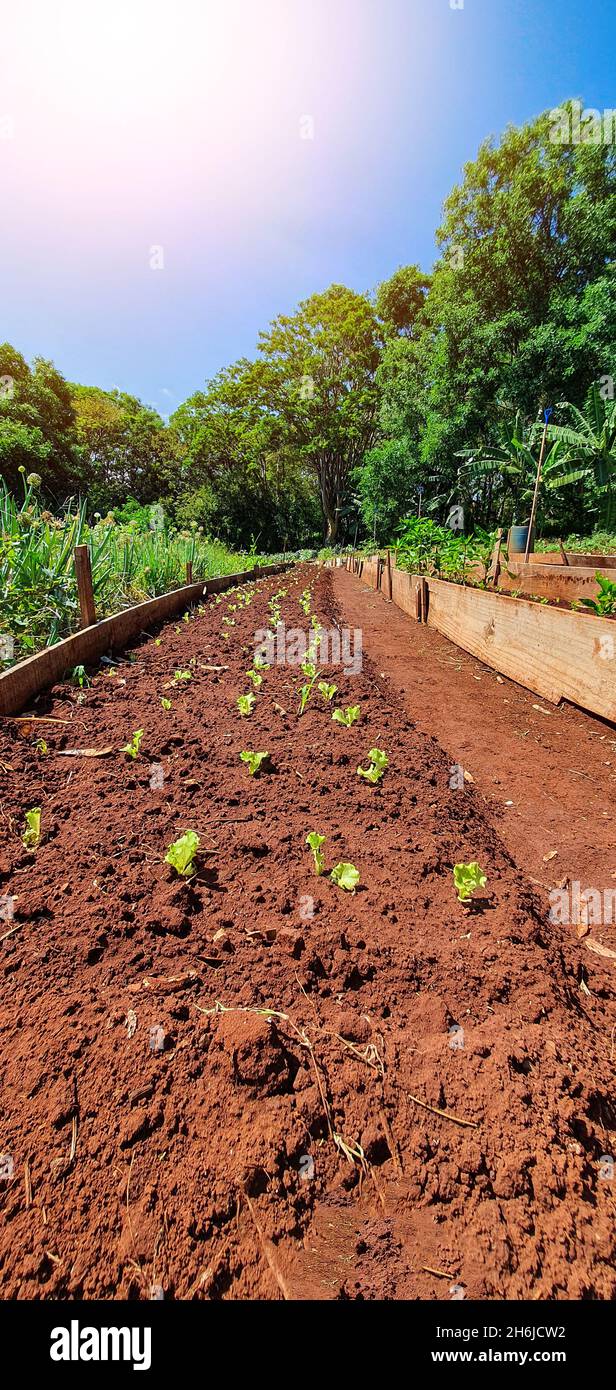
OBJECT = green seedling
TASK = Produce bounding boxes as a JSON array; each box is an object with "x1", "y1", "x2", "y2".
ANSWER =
[
  {"x1": 332, "y1": 705, "x2": 360, "y2": 727},
  {"x1": 22, "y1": 807, "x2": 41, "y2": 849},
  {"x1": 35, "y1": 739, "x2": 48, "y2": 755},
  {"x1": 453, "y1": 861, "x2": 487, "y2": 903},
  {"x1": 237, "y1": 693, "x2": 256, "y2": 716},
  {"x1": 121, "y1": 728, "x2": 144, "y2": 759},
  {"x1": 154, "y1": 638, "x2": 162, "y2": 647},
  {"x1": 240, "y1": 749, "x2": 270, "y2": 776},
  {"x1": 301, "y1": 659, "x2": 317, "y2": 679},
  {"x1": 165, "y1": 831, "x2": 200, "y2": 877},
  {"x1": 71, "y1": 664, "x2": 90, "y2": 689},
  {"x1": 581, "y1": 572, "x2": 616, "y2": 616},
  {"x1": 161, "y1": 697, "x2": 172, "y2": 710},
  {"x1": 330, "y1": 862, "x2": 360, "y2": 892},
  {"x1": 317, "y1": 680, "x2": 337, "y2": 702},
  {"x1": 299, "y1": 589, "x2": 311, "y2": 615},
  {"x1": 357, "y1": 748, "x2": 388, "y2": 784},
  {"x1": 174, "y1": 669, "x2": 192, "y2": 682},
  {"x1": 306, "y1": 831, "x2": 326, "y2": 875},
  {"x1": 246, "y1": 669, "x2": 263, "y2": 689},
  {"x1": 253, "y1": 655, "x2": 270, "y2": 670}
]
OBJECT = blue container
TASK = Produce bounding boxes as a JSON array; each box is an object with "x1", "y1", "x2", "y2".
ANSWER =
[{"x1": 509, "y1": 524, "x2": 535, "y2": 555}]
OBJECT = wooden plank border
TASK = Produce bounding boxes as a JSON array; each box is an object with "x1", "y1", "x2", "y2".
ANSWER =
[
  {"x1": 0, "y1": 563, "x2": 291, "y2": 717},
  {"x1": 352, "y1": 558, "x2": 616, "y2": 724}
]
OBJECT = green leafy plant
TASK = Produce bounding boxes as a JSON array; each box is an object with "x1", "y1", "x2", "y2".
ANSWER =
[
  {"x1": 581, "y1": 572, "x2": 616, "y2": 616},
  {"x1": 240, "y1": 749, "x2": 270, "y2": 776},
  {"x1": 237, "y1": 692, "x2": 256, "y2": 716},
  {"x1": 165, "y1": 831, "x2": 200, "y2": 877},
  {"x1": 306, "y1": 831, "x2": 326, "y2": 875},
  {"x1": 22, "y1": 807, "x2": 41, "y2": 849},
  {"x1": 330, "y1": 862, "x2": 360, "y2": 892},
  {"x1": 253, "y1": 655, "x2": 270, "y2": 670},
  {"x1": 357, "y1": 748, "x2": 388, "y2": 784},
  {"x1": 299, "y1": 588, "x2": 311, "y2": 615},
  {"x1": 332, "y1": 705, "x2": 360, "y2": 727},
  {"x1": 121, "y1": 728, "x2": 144, "y2": 759},
  {"x1": 174, "y1": 669, "x2": 192, "y2": 682},
  {"x1": 35, "y1": 738, "x2": 48, "y2": 754},
  {"x1": 317, "y1": 680, "x2": 337, "y2": 702},
  {"x1": 453, "y1": 861, "x2": 487, "y2": 902},
  {"x1": 246, "y1": 669, "x2": 263, "y2": 688},
  {"x1": 161, "y1": 697, "x2": 172, "y2": 710},
  {"x1": 71, "y1": 664, "x2": 90, "y2": 689}
]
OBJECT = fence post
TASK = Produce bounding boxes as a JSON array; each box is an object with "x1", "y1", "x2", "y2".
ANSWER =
[
  {"x1": 74, "y1": 545, "x2": 97, "y2": 629},
  {"x1": 186, "y1": 561, "x2": 193, "y2": 584},
  {"x1": 386, "y1": 549, "x2": 393, "y2": 600}
]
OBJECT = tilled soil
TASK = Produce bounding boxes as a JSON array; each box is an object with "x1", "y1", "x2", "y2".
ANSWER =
[{"x1": 0, "y1": 564, "x2": 614, "y2": 1300}]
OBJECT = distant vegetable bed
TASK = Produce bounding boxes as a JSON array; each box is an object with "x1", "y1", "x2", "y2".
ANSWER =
[{"x1": 0, "y1": 480, "x2": 326, "y2": 667}]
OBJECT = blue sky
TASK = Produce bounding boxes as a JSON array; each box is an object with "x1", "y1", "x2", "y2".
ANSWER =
[{"x1": 1, "y1": 0, "x2": 614, "y2": 416}]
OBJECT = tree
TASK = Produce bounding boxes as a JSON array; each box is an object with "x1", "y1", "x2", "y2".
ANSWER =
[
  {"x1": 375, "y1": 265, "x2": 431, "y2": 339},
  {"x1": 547, "y1": 383, "x2": 616, "y2": 529},
  {"x1": 258, "y1": 284, "x2": 381, "y2": 541},
  {"x1": 0, "y1": 344, "x2": 81, "y2": 497}
]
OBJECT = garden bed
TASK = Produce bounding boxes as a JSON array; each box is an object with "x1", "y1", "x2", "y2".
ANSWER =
[
  {"x1": 0, "y1": 564, "x2": 614, "y2": 1300},
  {"x1": 352, "y1": 556, "x2": 616, "y2": 722}
]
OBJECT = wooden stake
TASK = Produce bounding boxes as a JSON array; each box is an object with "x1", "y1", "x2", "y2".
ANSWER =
[
  {"x1": 74, "y1": 545, "x2": 97, "y2": 629},
  {"x1": 386, "y1": 549, "x2": 393, "y2": 600},
  {"x1": 186, "y1": 561, "x2": 193, "y2": 584},
  {"x1": 524, "y1": 419, "x2": 550, "y2": 563},
  {"x1": 558, "y1": 538, "x2": 570, "y2": 567},
  {"x1": 489, "y1": 527, "x2": 504, "y2": 586}
]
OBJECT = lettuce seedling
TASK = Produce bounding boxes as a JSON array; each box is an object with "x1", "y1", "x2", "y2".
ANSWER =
[
  {"x1": 237, "y1": 693, "x2": 255, "y2": 716},
  {"x1": 317, "y1": 681, "x2": 337, "y2": 702},
  {"x1": 331, "y1": 862, "x2": 360, "y2": 892},
  {"x1": 161, "y1": 698, "x2": 172, "y2": 710},
  {"x1": 301, "y1": 659, "x2": 317, "y2": 679},
  {"x1": 306, "y1": 831, "x2": 326, "y2": 875},
  {"x1": 246, "y1": 669, "x2": 263, "y2": 689},
  {"x1": 253, "y1": 655, "x2": 270, "y2": 670},
  {"x1": 71, "y1": 664, "x2": 90, "y2": 689},
  {"x1": 453, "y1": 862, "x2": 487, "y2": 902},
  {"x1": 240, "y1": 750, "x2": 270, "y2": 776},
  {"x1": 332, "y1": 705, "x2": 360, "y2": 727},
  {"x1": 357, "y1": 748, "x2": 388, "y2": 784},
  {"x1": 174, "y1": 669, "x2": 192, "y2": 682},
  {"x1": 165, "y1": 831, "x2": 200, "y2": 877},
  {"x1": 22, "y1": 807, "x2": 41, "y2": 849},
  {"x1": 121, "y1": 729, "x2": 144, "y2": 759}
]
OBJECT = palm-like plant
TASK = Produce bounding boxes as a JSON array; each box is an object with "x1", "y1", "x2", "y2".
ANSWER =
[
  {"x1": 455, "y1": 412, "x2": 566, "y2": 524},
  {"x1": 546, "y1": 385, "x2": 616, "y2": 529}
]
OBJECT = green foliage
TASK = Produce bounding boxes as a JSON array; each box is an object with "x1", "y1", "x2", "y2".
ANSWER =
[
  {"x1": 236, "y1": 693, "x2": 255, "y2": 716},
  {"x1": 317, "y1": 680, "x2": 337, "y2": 702},
  {"x1": 240, "y1": 749, "x2": 270, "y2": 776},
  {"x1": 71, "y1": 664, "x2": 90, "y2": 688},
  {"x1": 22, "y1": 807, "x2": 41, "y2": 849},
  {"x1": 581, "y1": 572, "x2": 616, "y2": 616},
  {"x1": 161, "y1": 697, "x2": 172, "y2": 710},
  {"x1": 357, "y1": 748, "x2": 388, "y2": 784},
  {"x1": 174, "y1": 669, "x2": 192, "y2": 683},
  {"x1": 165, "y1": 831, "x2": 200, "y2": 877},
  {"x1": 330, "y1": 862, "x2": 360, "y2": 892},
  {"x1": 306, "y1": 831, "x2": 326, "y2": 875},
  {"x1": 332, "y1": 705, "x2": 360, "y2": 727},
  {"x1": 453, "y1": 861, "x2": 487, "y2": 902},
  {"x1": 121, "y1": 729, "x2": 144, "y2": 759}
]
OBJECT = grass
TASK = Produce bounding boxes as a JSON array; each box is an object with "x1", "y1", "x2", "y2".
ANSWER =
[
  {"x1": 0, "y1": 479, "x2": 253, "y2": 666},
  {"x1": 535, "y1": 531, "x2": 616, "y2": 555}
]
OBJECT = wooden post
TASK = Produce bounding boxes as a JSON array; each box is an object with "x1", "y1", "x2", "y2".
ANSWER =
[
  {"x1": 421, "y1": 577, "x2": 429, "y2": 623},
  {"x1": 386, "y1": 549, "x2": 393, "y2": 600},
  {"x1": 74, "y1": 545, "x2": 97, "y2": 629},
  {"x1": 489, "y1": 527, "x2": 504, "y2": 586},
  {"x1": 524, "y1": 418, "x2": 550, "y2": 563},
  {"x1": 415, "y1": 582, "x2": 422, "y2": 622},
  {"x1": 559, "y1": 539, "x2": 570, "y2": 567},
  {"x1": 186, "y1": 560, "x2": 193, "y2": 584}
]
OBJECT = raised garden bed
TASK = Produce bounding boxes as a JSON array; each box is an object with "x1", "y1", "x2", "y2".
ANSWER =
[
  {"x1": 0, "y1": 563, "x2": 613, "y2": 1300},
  {"x1": 350, "y1": 555, "x2": 616, "y2": 722}
]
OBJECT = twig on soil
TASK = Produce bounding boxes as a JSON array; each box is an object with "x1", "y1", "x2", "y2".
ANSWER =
[
  {"x1": 241, "y1": 1189, "x2": 293, "y2": 1301},
  {"x1": 421, "y1": 1264, "x2": 457, "y2": 1280},
  {"x1": 407, "y1": 1093, "x2": 478, "y2": 1129},
  {"x1": 0, "y1": 922, "x2": 22, "y2": 943}
]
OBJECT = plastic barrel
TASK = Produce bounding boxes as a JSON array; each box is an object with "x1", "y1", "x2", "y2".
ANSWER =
[{"x1": 509, "y1": 524, "x2": 534, "y2": 554}]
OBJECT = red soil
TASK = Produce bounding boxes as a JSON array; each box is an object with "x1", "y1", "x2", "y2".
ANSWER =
[{"x1": 0, "y1": 564, "x2": 614, "y2": 1300}]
